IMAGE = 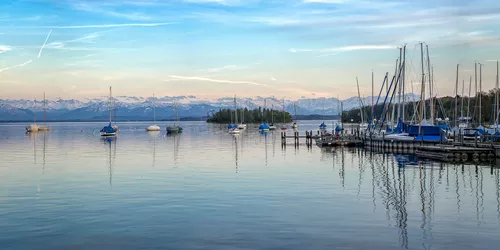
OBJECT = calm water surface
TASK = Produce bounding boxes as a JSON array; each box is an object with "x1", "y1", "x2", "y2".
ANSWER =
[{"x1": 1, "y1": 121, "x2": 500, "y2": 250}]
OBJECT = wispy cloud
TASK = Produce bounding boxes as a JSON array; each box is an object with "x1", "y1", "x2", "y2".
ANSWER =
[
  {"x1": 38, "y1": 22, "x2": 175, "y2": 29},
  {"x1": 167, "y1": 75, "x2": 268, "y2": 87},
  {"x1": 0, "y1": 45, "x2": 12, "y2": 54},
  {"x1": 290, "y1": 45, "x2": 396, "y2": 56},
  {"x1": 71, "y1": 2, "x2": 152, "y2": 21},
  {"x1": 201, "y1": 65, "x2": 246, "y2": 73}
]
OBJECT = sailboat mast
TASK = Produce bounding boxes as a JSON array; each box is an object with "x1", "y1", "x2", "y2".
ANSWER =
[
  {"x1": 467, "y1": 76, "x2": 472, "y2": 127},
  {"x1": 402, "y1": 45, "x2": 406, "y2": 122},
  {"x1": 426, "y1": 45, "x2": 433, "y2": 125},
  {"x1": 356, "y1": 77, "x2": 364, "y2": 123},
  {"x1": 496, "y1": 60, "x2": 499, "y2": 125},
  {"x1": 234, "y1": 95, "x2": 238, "y2": 124},
  {"x1": 271, "y1": 104, "x2": 274, "y2": 123},
  {"x1": 282, "y1": 98, "x2": 285, "y2": 123},
  {"x1": 397, "y1": 47, "x2": 402, "y2": 121},
  {"x1": 455, "y1": 64, "x2": 459, "y2": 126},
  {"x1": 391, "y1": 58, "x2": 399, "y2": 129},
  {"x1": 109, "y1": 86, "x2": 112, "y2": 123},
  {"x1": 474, "y1": 62, "x2": 478, "y2": 125},
  {"x1": 371, "y1": 70, "x2": 374, "y2": 119},
  {"x1": 419, "y1": 43, "x2": 425, "y2": 133},
  {"x1": 153, "y1": 93, "x2": 156, "y2": 123},
  {"x1": 34, "y1": 99, "x2": 37, "y2": 123},
  {"x1": 479, "y1": 63, "x2": 482, "y2": 125},
  {"x1": 461, "y1": 79, "x2": 464, "y2": 119},
  {"x1": 43, "y1": 92, "x2": 46, "y2": 126}
]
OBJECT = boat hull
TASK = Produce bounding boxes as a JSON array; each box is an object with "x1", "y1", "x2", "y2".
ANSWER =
[{"x1": 146, "y1": 125, "x2": 161, "y2": 131}]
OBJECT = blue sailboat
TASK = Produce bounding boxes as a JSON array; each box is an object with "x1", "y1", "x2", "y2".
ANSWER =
[{"x1": 100, "y1": 86, "x2": 117, "y2": 137}]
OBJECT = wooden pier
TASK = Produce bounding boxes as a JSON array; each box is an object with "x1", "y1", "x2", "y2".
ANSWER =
[{"x1": 280, "y1": 131, "x2": 314, "y2": 147}]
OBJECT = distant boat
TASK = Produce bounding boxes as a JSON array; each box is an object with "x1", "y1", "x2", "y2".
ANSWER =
[
  {"x1": 292, "y1": 102, "x2": 299, "y2": 129},
  {"x1": 146, "y1": 93, "x2": 161, "y2": 131},
  {"x1": 319, "y1": 122, "x2": 327, "y2": 130},
  {"x1": 101, "y1": 122, "x2": 117, "y2": 136},
  {"x1": 100, "y1": 86, "x2": 118, "y2": 136},
  {"x1": 269, "y1": 104, "x2": 276, "y2": 130},
  {"x1": 26, "y1": 98, "x2": 39, "y2": 133},
  {"x1": 111, "y1": 88, "x2": 119, "y2": 131},
  {"x1": 259, "y1": 122, "x2": 270, "y2": 132},
  {"x1": 167, "y1": 102, "x2": 182, "y2": 134},
  {"x1": 229, "y1": 95, "x2": 240, "y2": 134},
  {"x1": 280, "y1": 98, "x2": 287, "y2": 130},
  {"x1": 38, "y1": 92, "x2": 50, "y2": 131}
]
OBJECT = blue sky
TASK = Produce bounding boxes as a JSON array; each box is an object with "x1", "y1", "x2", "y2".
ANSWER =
[{"x1": 1, "y1": 0, "x2": 499, "y2": 100}]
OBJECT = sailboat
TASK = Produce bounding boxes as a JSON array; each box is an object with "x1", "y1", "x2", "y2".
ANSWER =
[
  {"x1": 229, "y1": 96, "x2": 240, "y2": 134},
  {"x1": 25, "y1": 98, "x2": 39, "y2": 132},
  {"x1": 167, "y1": 102, "x2": 182, "y2": 133},
  {"x1": 259, "y1": 99, "x2": 270, "y2": 132},
  {"x1": 280, "y1": 98, "x2": 287, "y2": 130},
  {"x1": 292, "y1": 102, "x2": 298, "y2": 129},
  {"x1": 100, "y1": 87, "x2": 118, "y2": 136},
  {"x1": 269, "y1": 104, "x2": 276, "y2": 130},
  {"x1": 111, "y1": 88, "x2": 119, "y2": 131},
  {"x1": 38, "y1": 92, "x2": 50, "y2": 131},
  {"x1": 146, "y1": 94, "x2": 161, "y2": 131},
  {"x1": 237, "y1": 98, "x2": 246, "y2": 130}
]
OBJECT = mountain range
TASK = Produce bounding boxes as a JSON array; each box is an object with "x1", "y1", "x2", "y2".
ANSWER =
[{"x1": 0, "y1": 94, "x2": 419, "y2": 121}]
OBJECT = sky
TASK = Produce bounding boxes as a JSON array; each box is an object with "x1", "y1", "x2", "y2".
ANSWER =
[{"x1": 0, "y1": 0, "x2": 500, "y2": 100}]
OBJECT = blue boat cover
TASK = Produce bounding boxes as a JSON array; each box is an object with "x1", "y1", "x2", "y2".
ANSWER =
[
  {"x1": 406, "y1": 125, "x2": 443, "y2": 136},
  {"x1": 228, "y1": 124, "x2": 236, "y2": 129},
  {"x1": 259, "y1": 122, "x2": 270, "y2": 130},
  {"x1": 319, "y1": 122, "x2": 327, "y2": 128},
  {"x1": 335, "y1": 125, "x2": 342, "y2": 132},
  {"x1": 101, "y1": 122, "x2": 117, "y2": 134}
]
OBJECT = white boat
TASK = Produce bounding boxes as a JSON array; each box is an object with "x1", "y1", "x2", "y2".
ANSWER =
[
  {"x1": 269, "y1": 124, "x2": 276, "y2": 130},
  {"x1": 359, "y1": 122, "x2": 369, "y2": 131},
  {"x1": 280, "y1": 125, "x2": 287, "y2": 130},
  {"x1": 38, "y1": 92, "x2": 50, "y2": 131},
  {"x1": 237, "y1": 124, "x2": 247, "y2": 129},
  {"x1": 146, "y1": 93, "x2": 161, "y2": 131},
  {"x1": 26, "y1": 124, "x2": 39, "y2": 132},
  {"x1": 384, "y1": 132, "x2": 415, "y2": 141},
  {"x1": 229, "y1": 128, "x2": 240, "y2": 134},
  {"x1": 26, "y1": 98, "x2": 39, "y2": 133},
  {"x1": 292, "y1": 122, "x2": 298, "y2": 129},
  {"x1": 146, "y1": 125, "x2": 161, "y2": 131}
]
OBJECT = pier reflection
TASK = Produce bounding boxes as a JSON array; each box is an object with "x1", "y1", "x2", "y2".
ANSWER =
[{"x1": 319, "y1": 148, "x2": 500, "y2": 249}]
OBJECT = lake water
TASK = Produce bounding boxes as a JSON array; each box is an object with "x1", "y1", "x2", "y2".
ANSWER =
[{"x1": 1, "y1": 121, "x2": 500, "y2": 250}]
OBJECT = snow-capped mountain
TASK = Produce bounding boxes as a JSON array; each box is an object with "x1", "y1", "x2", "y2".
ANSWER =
[{"x1": 0, "y1": 94, "x2": 418, "y2": 121}]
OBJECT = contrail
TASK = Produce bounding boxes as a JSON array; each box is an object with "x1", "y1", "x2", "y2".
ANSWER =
[
  {"x1": 38, "y1": 29, "x2": 52, "y2": 58},
  {"x1": 0, "y1": 60, "x2": 33, "y2": 73}
]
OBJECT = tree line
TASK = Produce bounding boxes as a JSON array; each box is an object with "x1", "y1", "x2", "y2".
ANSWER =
[{"x1": 207, "y1": 108, "x2": 292, "y2": 123}]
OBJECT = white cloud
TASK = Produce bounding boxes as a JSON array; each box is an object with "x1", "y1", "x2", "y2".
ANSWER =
[
  {"x1": 71, "y1": 2, "x2": 152, "y2": 21},
  {"x1": 167, "y1": 75, "x2": 268, "y2": 87},
  {"x1": 203, "y1": 65, "x2": 243, "y2": 73},
  {"x1": 303, "y1": 0, "x2": 345, "y2": 3},
  {"x1": 0, "y1": 45, "x2": 12, "y2": 54}
]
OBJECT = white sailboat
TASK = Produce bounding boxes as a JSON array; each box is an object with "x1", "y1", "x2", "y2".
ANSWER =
[
  {"x1": 356, "y1": 77, "x2": 368, "y2": 131},
  {"x1": 26, "y1": 99, "x2": 39, "y2": 132},
  {"x1": 146, "y1": 93, "x2": 161, "y2": 131},
  {"x1": 229, "y1": 96, "x2": 240, "y2": 134},
  {"x1": 291, "y1": 102, "x2": 298, "y2": 129},
  {"x1": 236, "y1": 96, "x2": 246, "y2": 129},
  {"x1": 38, "y1": 92, "x2": 50, "y2": 131},
  {"x1": 269, "y1": 104, "x2": 276, "y2": 130}
]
